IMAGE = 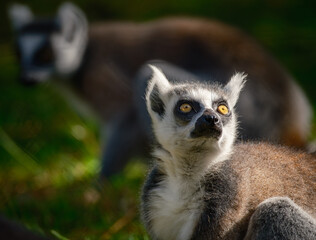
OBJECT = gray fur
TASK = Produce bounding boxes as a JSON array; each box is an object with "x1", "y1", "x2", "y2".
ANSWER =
[
  {"x1": 245, "y1": 197, "x2": 316, "y2": 240},
  {"x1": 141, "y1": 69, "x2": 316, "y2": 239},
  {"x1": 141, "y1": 67, "x2": 244, "y2": 239}
]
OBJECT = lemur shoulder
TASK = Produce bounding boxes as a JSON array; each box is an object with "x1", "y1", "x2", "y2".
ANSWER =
[{"x1": 141, "y1": 66, "x2": 316, "y2": 240}]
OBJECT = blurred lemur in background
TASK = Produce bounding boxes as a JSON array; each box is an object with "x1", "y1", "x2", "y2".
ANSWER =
[
  {"x1": 9, "y1": 3, "x2": 312, "y2": 178},
  {"x1": 141, "y1": 66, "x2": 316, "y2": 240}
]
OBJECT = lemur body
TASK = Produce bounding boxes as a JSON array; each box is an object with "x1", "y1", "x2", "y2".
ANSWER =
[
  {"x1": 141, "y1": 66, "x2": 316, "y2": 240},
  {"x1": 9, "y1": 3, "x2": 312, "y2": 177}
]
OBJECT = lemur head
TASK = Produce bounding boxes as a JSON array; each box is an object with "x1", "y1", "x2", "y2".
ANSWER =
[
  {"x1": 146, "y1": 66, "x2": 246, "y2": 164},
  {"x1": 8, "y1": 3, "x2": 88, "y2": 85}
]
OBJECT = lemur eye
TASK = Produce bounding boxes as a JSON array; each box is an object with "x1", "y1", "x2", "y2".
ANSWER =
[
  {"x1": 217, "y1": 105, "x2": 229, "y2": 115},
  {"x1": 180, "y1": 103, "x2": 192, "y2": 113}
]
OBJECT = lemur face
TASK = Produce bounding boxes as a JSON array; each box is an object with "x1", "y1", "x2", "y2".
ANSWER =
[
  {"x1": 173, "y1": 92, "x2": 231, "y2": 140},
  {"x1": 146, "y1": 66, "x2": 246, "y2": 155},
  {"x1": 9, "y1": 3, "x2": 88, "y2": 85},
  {"x1": 15, "y1": 20, "x2": 59, "y2": 85}
]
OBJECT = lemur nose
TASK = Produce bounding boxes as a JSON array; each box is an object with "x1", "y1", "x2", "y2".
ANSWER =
[
  {"x1": 204, "y1": 115, "x2": 219, "y2": 124},
  {"x1": 191, "y1": 111, "x2": 222, "y2": 138}
]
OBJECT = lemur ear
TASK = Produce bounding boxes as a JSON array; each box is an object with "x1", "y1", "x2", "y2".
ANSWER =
[
  {"x1": 224, "y1": 72, "x2": 247, "y2": 107},
  {"x1": 8, "y1": 4, "x2": 33, "y2": 30},
  {"x1": 145, "y1": 65, "x2": 172, "y2": 119},
  {"x1": 57, "y1": 2, "x2": 88, "y2": 42},
  {"x1": 53, "y1": 2, "x2": 88, "y2": 74}
]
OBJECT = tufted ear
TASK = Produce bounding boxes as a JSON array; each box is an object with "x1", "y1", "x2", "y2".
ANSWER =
[
  {"x1": 8, "y1": 4, "x2": 33, "y2": 30},
  {"x1": 224, "y1": 72, "x2": 247, "y2": 107},
  {"x1": 145, "y1": 65, "x2": 173, "y2": 119}
]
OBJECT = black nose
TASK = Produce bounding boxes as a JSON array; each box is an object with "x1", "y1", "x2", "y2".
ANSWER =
[
  {"x1": 203, "y1": 115, "x2": 219, "y2": 125},
  {"x1": 190, "y1": 112, "x2": 222, "y2": 138},
  {"x1": 196, "y1": 114, "x2": 220, "y2": 129}
]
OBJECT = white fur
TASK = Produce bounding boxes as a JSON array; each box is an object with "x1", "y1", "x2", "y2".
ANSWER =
[
  {"x1": 224, "y1": 72, "x2": 247, "y2": 107},
  {"x1": 144, "y1": 67, "x2": 245, "y2": 239},
  {"x1": 148, "y1": 65, "x2": 172, "y2": 94},
  {"x1": 146, "y1": 65, "x2": 173, "y2": 125},
  {"x1": 9, "y1": 4, "x2": 33, "y2": 30},
  {"x1": 147, "y1": 173, "x2": 204, "y2": 240},
  {"x1": 146, "y1": 67, "x2": 241, "y2": 170},
  {"x1": 52, "y1": 3, "x2": 88, "y2": 75}
]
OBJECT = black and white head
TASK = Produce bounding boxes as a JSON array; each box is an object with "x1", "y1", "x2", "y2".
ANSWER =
[
  {"x1": 8, "y1": 3, "x2": 88, "y2": 85},
  {"x1": 146, "y1": 66, "x2": 246, "y2": 168}
]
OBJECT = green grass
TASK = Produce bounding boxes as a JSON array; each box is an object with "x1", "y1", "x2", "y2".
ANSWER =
[
  {"x1": 0, "y1": 46, "x2": 148, "y2": 239},
  {"x1": 0, "y1": 0, "x2": 316, "y2": 239}
]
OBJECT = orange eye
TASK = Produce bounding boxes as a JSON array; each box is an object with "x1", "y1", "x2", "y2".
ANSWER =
[
  {"x1": 217, "y1": 105, "x2": 229, "y2": 115},
  {"x1": 180, "y1": 103, "x2": 192, "y2": 113}
]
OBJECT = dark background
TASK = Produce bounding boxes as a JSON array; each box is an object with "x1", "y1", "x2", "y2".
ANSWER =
[{"x1": 0, "y1": 0, "x2": 315, "y2": 239}]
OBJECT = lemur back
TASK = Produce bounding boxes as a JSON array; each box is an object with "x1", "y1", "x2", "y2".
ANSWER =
[
  {"x1": 192, "y1": 143, "x2": 316, "y2": 239},
  {"x1": 9, "y1": 3, "x2": 312, "y2": 177},
  {"x1": 141, "y1": 66, "x2": 316, "y2": 240}
]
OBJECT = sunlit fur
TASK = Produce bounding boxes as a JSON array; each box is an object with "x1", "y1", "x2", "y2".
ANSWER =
[
  {"x1": 142, "y1": 66, "x2": 316, "y2": 240},
  {"x1": 143, "y1": 66, "x2": 246, "y2": 239},
  {"x1": 146, "y1": 66, "x2": 246, "y2": 174}
]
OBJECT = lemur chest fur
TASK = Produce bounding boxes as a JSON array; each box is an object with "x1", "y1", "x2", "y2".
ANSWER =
[
  {"x1": 143, "y1": 160, "x2": 240, "y2": 240},
  {"x1": 145, "y1": 169, "x2": 205, "y2": 240}
]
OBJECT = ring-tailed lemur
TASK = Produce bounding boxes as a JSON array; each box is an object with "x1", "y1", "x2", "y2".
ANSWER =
[
  {"x1": 9, "y1": 3, "x2": 312, "y2": 177},
  {"x1": 141, "y1": 66, "x2": 316, "y2": 240}
]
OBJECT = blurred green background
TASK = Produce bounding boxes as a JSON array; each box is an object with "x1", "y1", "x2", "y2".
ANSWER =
[{"x1": 0, "y1": 0, "x2": 315, "y2": 239}]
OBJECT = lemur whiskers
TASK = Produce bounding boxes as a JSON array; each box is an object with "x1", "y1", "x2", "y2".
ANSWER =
[{"x1": 141, "y1": 66, "x2": 316, "y2": 240}]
